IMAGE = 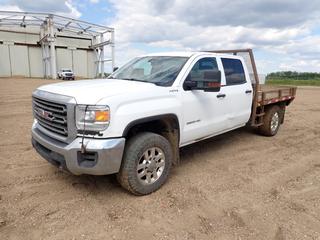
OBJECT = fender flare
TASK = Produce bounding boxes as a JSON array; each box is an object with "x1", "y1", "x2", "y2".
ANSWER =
[{"x1": 122, "y1": 113, "x2": 180, "y2": 138}]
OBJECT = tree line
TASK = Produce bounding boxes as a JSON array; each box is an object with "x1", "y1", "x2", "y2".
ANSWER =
[{"x1": 266, "y1": 71, "x2": 320, "y2": 80}]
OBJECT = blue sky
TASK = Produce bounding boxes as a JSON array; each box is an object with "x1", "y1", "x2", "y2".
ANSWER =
[
  {"x1": 1, "y1": 0, "x2": 320, "y2": 73},
  {"x1": 76, "y1": 0, "x2": 114, "y2": 24}
]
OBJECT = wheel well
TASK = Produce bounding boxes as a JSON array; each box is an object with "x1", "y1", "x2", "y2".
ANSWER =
[
  {"x1": 264, "y1": 103, "x2": 286, "y2": 124},
  {"x1": 123, "y1": 114, "x2": 180, "y2": 165}
]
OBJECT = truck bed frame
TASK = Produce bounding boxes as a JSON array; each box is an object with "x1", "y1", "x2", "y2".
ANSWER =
[{"x1": 206, "y1": 49, "x2": 297, "y2": 127}]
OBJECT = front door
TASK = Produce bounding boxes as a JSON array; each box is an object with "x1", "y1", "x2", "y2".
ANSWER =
[{"x1": 180, "y1": 56, "x2": 228, "y2": 146}]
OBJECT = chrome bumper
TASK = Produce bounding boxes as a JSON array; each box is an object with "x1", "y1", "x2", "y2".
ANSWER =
[{"x1": 31, "y1": 123, "x2": 125, "y2": 175}]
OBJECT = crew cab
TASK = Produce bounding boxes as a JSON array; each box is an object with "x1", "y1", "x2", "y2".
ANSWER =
[
  {"x1": 57, "y1": 68, "x2": 75, "y2": 80},
  {"x1": 31, "y1": 49, "x2": 296, "y2": 195}
]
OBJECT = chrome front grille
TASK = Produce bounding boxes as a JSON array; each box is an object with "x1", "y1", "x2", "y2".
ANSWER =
[{"x1": 33, "y1": 97, "x2": 68, "y2": 137}]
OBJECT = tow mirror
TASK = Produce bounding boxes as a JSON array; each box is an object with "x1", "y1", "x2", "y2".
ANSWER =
[
  {"x1": 202, "y1": 70, "x2": 221, "y2": 92},
  {"x1": 184, "y1": 80, "x2": 197, "y2": 89},
  {"x1": 113, "y1": 67, "x2": 119, "y2": 72},
  {"x1": 184, "y1": 70, "x2": 221, "y2": 92}
]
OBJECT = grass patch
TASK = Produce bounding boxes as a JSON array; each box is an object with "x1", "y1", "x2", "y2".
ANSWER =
[{"x1": 266, "y1": 79, "x2": 320, "y2": 86}]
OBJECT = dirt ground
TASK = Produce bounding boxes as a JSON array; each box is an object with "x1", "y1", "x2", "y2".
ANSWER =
[{"x1": 0, "y1": 77, "x2": 320, "y2": 240}]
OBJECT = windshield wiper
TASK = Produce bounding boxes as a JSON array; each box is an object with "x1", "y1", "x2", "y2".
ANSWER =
[
  {"x1": 114, "y1": 77, "x2": 163, "y2": 86},
  {"x1": 122, "y1": 78, "x2": 153, "y2": 84},
  {"x1": 153, "y1": 81, "x2": 171, "y2": 86}
]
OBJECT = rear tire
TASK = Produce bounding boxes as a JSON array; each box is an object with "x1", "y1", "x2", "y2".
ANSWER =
[
  {"x1": 117, "y1": 132, "x2": 172, "y2": 195},
  {"x1": 258, "y1": 105, "x2": 281, "y2": 136}
]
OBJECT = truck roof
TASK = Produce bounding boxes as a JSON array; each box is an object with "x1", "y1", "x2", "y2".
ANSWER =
[
  {"x1": 143, "y1": 52, "x2": 196, "y2": 57},
  {"x1": 142, "y1": 51, "x2": 240, "y2": 59}
]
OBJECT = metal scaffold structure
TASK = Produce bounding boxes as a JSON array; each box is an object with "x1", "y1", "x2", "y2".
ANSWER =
[{"x1": 0, "y1": 11, "x2": 114, "y2": 79}]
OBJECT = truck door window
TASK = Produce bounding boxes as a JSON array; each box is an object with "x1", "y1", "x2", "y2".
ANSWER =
[
  {"x1": 184, "y1": 57, "x2": 218, "y2": 89},
  {"x1": 221, "y1": 58, "x2": 246, "y2": 85}
]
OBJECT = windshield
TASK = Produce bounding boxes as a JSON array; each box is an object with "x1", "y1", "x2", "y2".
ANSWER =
[
  {"x1": 62, "y1": 70, "x2": 72, "y2": 72},
  {"x1": 109, "y1": 56, "x2": 188, "y2": 86}
]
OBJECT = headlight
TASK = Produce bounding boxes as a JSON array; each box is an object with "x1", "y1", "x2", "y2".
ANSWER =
[{"x1": 75, "y1": 105, "x2": 110, "y2": 131}]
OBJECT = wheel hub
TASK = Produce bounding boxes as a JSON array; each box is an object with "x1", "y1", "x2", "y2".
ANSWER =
[
  {"x1": 136, "y1": 147, "x2": 165, "y2": 185},
  {"x1": 146, "y1": 160, "x2": 156, "y2": 172},
  {"x1": 271, "y1": 112, "x2": 279, "y2": 132}
]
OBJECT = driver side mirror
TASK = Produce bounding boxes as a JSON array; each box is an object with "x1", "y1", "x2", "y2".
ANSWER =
[
  {"x1": 113, "y1": 67, "x2": 119, "y2": 72},
  {"x1": 184, "y1": 70, "x2": 222, "y2": 92}
]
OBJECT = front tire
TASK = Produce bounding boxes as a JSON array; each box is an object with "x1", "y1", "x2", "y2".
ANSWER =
[
  {"x1": 258, "y1": 105, "x2": 281, "y2": 136},
  {"x1": 117, "y1": 132, "x2": 173, "y2": 195}
]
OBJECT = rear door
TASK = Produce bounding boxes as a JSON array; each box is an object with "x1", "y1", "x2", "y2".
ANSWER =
[{"x1": 220, "y1": 57, "x2": 253, "y2": 128}]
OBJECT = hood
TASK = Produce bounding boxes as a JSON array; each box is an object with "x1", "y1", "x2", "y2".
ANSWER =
[{"x1": 37, "y1": 79, "x2": 159, "y2": 104}]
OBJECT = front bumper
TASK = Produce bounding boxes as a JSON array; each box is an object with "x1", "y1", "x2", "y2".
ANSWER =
[
  {"x1": 62, "y1": 76, "x2": 74, "y2": 80},
  {"x1": 31, "y1": 124, "x2": 125, "y2": 175}
]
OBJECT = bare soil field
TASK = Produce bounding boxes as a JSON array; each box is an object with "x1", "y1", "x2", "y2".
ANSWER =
[{"x1": 0, "y1": 77, "x2": 320, "y2": 240}]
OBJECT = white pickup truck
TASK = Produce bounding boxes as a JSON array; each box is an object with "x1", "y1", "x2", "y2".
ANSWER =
[
  {"x1": 31, "y1": 49, "x2": 296, "y2": 195},
  {"x1": 57, "y1": 68, "x2": 75, "y2": 80}
]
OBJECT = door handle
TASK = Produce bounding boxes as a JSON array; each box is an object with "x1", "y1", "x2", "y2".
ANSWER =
[
  {"x1": 245, "y1": 90, "x2": 252, "y2": 94},
  {"x1": 217, "y1": 93, "x2": 226, "y2": 98}
]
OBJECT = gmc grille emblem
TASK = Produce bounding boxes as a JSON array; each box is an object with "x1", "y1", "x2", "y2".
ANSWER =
[{"x1": 39, "y1": 109, "x2": 53, "y2": 121}]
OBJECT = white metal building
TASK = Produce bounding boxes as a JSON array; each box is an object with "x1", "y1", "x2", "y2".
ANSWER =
[{"x1": 0, "y1": 11, "x2": 114, "y2": 79}]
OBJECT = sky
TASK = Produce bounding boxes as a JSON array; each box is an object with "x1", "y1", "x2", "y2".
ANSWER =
[{"x1": 1, "y1": 0, "x2": 320, "y2": 74}]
